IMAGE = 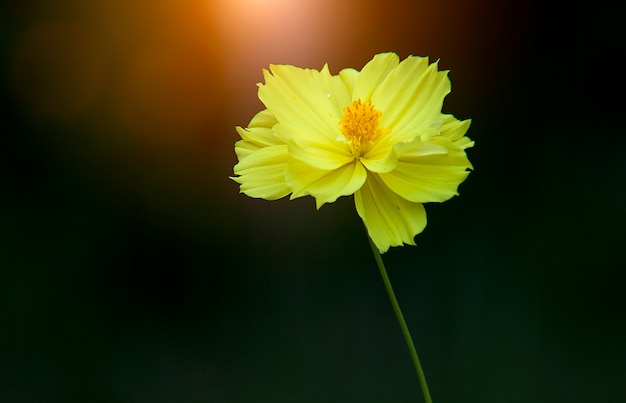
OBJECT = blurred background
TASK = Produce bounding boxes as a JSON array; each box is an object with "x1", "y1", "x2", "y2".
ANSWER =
[{"x1": 1, "y1": 0, "x2": 624, "y2": 401}]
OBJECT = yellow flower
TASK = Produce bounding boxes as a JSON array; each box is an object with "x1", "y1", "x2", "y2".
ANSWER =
[{"x1": 232, "y1": 52, "x2": 473, "y2": 253}]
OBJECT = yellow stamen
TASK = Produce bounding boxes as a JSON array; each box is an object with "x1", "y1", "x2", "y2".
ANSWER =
[{"x1": 339, "y1": 99, "x2": 384, "y2": 157}]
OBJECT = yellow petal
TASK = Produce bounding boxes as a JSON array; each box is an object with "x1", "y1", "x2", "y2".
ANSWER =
[
  {"x1": 438, "y1": 114, "x2": 474, "y2": 150},
  {"x1": 320, "y1": 63, "x2": 352, "y2": 118},
  {"x1": 234, "y1": 137, "x2": 260, "y2": 160},
  {"x1": 235, "y1": 126, "x2": 277, "y2": 160},
  {"x1": 379, "y1": 136, "x2": 472, "y2": 203},
  {"x1": 352, "y1": 52, "x2": 400, "y2": 102},
  {"x1": 235, "y1": 125, "x2": 282, "y2": 157},
  {"x1": 360, "y1": 141, "x2": 398, "y2": 173},
  {"x1": 248, "y1": 108, "x2": 278, "y2": 129},
  {"x1": 277, "y1": 122, "x2": 354, "y2": 170},
  {"x1": 259, "y1": 64, "x2": 339, "y2": 143},
  {"x1": 232, "y1": 145, "x2": 291, "y2": 200},
  {"x1": 234, "y1": 109, "x2": 282, "y2": 160},
  {"x1": 339, "y1": 67, "x2": 358, "y2": 94},
  {"x1": 355, "y1": 174, "x2": 427, "y2": 253},
  {"x1": 286, "y1": 158, "x2": 367, "y2": 209},
  {"x1": 373, "y1": 57, "x2": 451, "y2": 144}
]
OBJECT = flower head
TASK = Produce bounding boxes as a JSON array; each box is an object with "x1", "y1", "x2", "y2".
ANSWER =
[{"x1": 232, "y1": 52, "x2": 473, "y2": 253}]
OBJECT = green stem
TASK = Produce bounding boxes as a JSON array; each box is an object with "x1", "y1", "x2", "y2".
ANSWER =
[{"x1": 368, "y1": 236, "x2": 432, "y2": 403}]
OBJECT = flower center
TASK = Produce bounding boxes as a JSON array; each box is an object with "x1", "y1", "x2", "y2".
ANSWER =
[{"x1": 339, "y1": 99, "x2": 384, "y2": 157}]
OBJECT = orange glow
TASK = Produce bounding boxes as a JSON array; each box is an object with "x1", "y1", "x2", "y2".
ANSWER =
[
  {"x1": 212, "y1": 0, "x2": 325, "y2": 61},
  {"x1": 211, "y1": 0, "x2": 337, "y2": 118},
  {"x1": 4, "y1": 0, "x2": 529, "y2": 215},
  {"x1": 114, "y1": 44, "x2": 217, "y2": 140},
  {"x1": 11, "y1": 22, "x2": 107, "y2": 120}
]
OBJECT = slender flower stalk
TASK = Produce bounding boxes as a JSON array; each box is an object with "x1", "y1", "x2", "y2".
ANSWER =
[{"x1": 368, "y1": 235, "x2": 432, "y2": 403}]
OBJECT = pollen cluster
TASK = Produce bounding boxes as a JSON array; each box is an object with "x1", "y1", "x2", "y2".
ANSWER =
[{"x1": 339, "y1": 99, "x2": 384, "y2": 156}]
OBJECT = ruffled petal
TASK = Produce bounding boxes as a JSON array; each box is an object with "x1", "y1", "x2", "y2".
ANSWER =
[
  {"x1": 352, "y1": 53, "x2": 399, "y2": 102},
  {"x1": 355, "y1": 174, "x2": 427, "y2": 253},
  {"x1": 379, "y1": 136, "x2": 472, "y2": 203},
  {"x1": 373, "y1": 57, "x2": 451, "y2": 144},
  {"x1": 258, "y1": 64, "x2": 340, "y2": 143},
  {"x1": 320, "y1": 64, "x2": 352, "y2": 118},
  {"x1": 234, "y1": 137, "x2": 260, "y2": 160},
  {"x1": 249, "y1": 108, "x2": 278, "y2": 129},
  {"x1": 438, "y1": 114, "x2": 474, "y2": 150},
  {"x1": 232, "y1": 145, "x2": 291, "y2": 200},
  {"x1": 286, "y1": 158, "x2": 367, "y2": 208},
  {"x1": 339, "y1": 68, "x2": 358, "y2": 94},
  {"x1": 275, "y1": 123, "x2": 354, "y2": 170},
  {"x1": 360, "y1": 141, "x2": 398, "y2": 173},
  {"x1": 234, "y1": 109, "x2": 281, "y2": 160}
]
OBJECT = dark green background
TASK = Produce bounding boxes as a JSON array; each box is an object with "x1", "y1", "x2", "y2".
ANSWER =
[{"x1": 1, "y1": 1, "x2": 624, "y2": 402}]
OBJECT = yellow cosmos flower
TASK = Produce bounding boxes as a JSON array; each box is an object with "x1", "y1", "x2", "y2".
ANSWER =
[{"x1": 232, "y1": 52, "x2": 473, "y2": 253}]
